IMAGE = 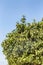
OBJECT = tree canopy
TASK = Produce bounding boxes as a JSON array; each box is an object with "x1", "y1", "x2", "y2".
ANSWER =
[{"x1": 2, "y1": 16, "x2": 43, "y2": 65}]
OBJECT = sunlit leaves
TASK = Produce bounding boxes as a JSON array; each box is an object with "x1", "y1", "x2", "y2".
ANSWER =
[{"x1": 1, "y1": 16, "x2": 43, "y2": 65}]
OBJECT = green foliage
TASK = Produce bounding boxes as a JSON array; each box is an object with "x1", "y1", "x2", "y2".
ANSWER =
[
  {"x1": 2, "y1": 16, "x2": 43, "y2": 65},
  {"x1": 21, "y1": 15, "x2": 26, "y2": 23}
]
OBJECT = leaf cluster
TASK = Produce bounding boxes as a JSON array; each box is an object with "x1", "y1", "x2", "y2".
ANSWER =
[{"x1": 2, "y1": 16, "x2": 43, "y2": 65}]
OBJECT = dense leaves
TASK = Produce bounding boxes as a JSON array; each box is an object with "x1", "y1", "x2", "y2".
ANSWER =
[{"x1": 2, "y1": 16, "x2": 43, "y2": 65}]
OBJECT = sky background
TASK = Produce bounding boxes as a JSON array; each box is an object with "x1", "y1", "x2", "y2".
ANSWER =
[{"x1": 0, "y1": 0, "x2": 43, "y2": 65}]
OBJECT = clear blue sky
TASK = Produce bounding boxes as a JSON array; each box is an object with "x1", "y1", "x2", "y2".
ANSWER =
[{"x1": 0, "y1": 0, "x2": 43, "y2": 65}]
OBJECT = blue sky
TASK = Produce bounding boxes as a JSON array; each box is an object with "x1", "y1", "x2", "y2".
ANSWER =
[{"x1": 0, "y1": 0, "x2": 43, "y2": 65}]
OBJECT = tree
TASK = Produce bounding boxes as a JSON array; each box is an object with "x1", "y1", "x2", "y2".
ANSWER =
[{"x1": 2, "y1": 16, "x2": 43, "y2": 65}]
